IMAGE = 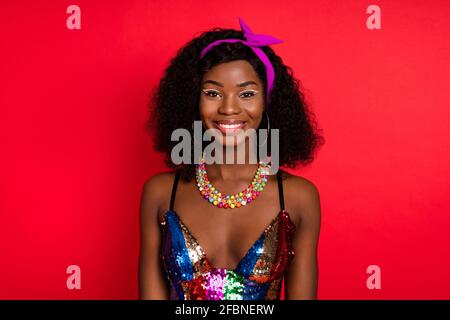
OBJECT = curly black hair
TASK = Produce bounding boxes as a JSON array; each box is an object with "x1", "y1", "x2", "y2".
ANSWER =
[{"x1": 146, "y1": 26, "x2": 325, "y2": 182}]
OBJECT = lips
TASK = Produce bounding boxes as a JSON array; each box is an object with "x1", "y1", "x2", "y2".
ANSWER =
[{"x1": 214, "y1": 120, "x2": 246, "y2": 134}]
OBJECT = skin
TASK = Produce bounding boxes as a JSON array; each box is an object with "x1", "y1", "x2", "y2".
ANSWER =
[{"x1": 139, "y1": 60, "x2": 321, "y2": 300}]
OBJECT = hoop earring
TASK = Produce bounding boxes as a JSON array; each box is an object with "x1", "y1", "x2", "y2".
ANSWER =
[
  {"x1": 261, "y1": 111, "x2": 270, "y2": 146},
  {"x1": 258, "y1": 111, "x2": 271, "y2": 165}
]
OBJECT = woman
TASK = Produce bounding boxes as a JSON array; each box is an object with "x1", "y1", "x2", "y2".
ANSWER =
[{"x1": 139, "y1": 18, "x2": 324, "y2": 300}]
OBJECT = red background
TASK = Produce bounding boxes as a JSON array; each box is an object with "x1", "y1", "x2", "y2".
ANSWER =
[{"x1": 1, "y1": 0, "x2": 449, "y2": 299}]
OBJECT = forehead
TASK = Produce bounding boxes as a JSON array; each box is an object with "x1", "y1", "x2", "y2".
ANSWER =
[{"x1": 202, "y1": 60, "x2": 262, "y2": 84}]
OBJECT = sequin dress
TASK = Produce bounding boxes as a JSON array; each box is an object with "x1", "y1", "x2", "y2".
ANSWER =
[{"x1": 159, "y1": 170, "x2": 297, "y2": 300}]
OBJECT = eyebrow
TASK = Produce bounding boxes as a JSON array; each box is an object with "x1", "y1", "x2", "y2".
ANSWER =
[{"x1": 202, "y1": 80, "x2": 258, "y2": 87}]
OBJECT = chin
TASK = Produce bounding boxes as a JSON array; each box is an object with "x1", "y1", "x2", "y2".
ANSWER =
[{"x1": 218, "y1": 130, "x2": 250, "y2": 147}]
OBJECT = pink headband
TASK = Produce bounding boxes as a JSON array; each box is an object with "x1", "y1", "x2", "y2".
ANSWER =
[{"x1": 199, "y1": 17, "x2": 283, "y2": 107}]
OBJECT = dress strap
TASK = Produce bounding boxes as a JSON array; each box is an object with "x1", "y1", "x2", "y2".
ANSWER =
[
  {"x1": 276, "y1": 170, "x2": 285, "y2": 211},
  {"x1": 169, "y1": 171, "x2": 181, "y2": 211}
]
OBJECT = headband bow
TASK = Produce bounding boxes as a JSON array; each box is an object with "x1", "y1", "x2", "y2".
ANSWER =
[{"x1": 199, "y1": 17, "x2": 283, "y2": 107}]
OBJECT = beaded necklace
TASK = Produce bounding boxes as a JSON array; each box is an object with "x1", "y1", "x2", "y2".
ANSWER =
[{"x1": 195, "y1": 157, "x2": 270, "y2": 209}]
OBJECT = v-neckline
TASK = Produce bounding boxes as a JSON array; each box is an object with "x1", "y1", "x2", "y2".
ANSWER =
[{"x1": 162, "y1": 209, "x2": 284, "y2": 271}]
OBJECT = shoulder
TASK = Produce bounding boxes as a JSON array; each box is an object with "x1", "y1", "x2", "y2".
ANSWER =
[
  {"x1": 141, "y1": 170, "x2": 178, "y2": 217},
  {"x1": 280, "y1": 170, "x2": 320, "y2": 200},
  {"x1": 143, "y1": 170, "x2": 177, "y2": 192},
  {"x1": 278, "y1": 169, "x2": 321, "y2": 227}
]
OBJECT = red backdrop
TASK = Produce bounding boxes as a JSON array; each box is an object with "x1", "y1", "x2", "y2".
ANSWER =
[{"x1": 1, "y1": 0, "x2": 449, "y2": 299}]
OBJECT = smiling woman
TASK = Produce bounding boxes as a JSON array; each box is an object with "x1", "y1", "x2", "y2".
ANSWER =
[
  {"x1": 200, "y1": 60, "x2": 264, "y2": 148},
  {"x1": 140, "y1": 17, "x2": 324, "y2": 300}
]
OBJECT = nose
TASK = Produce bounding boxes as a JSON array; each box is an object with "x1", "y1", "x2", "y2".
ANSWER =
[{"x1": 218, "y1": 93, "x2": 241, "y2": 115}]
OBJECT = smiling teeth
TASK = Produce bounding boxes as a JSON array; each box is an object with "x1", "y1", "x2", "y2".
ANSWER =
[{"x1": 218, "y1": 123, "x2": 243, "y2": 129}]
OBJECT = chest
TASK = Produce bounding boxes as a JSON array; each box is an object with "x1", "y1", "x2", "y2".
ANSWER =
[{"x1": 161, "y1": 179, "x2": 283, "y2": 269}]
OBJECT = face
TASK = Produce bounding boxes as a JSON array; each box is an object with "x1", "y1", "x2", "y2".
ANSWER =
[{"x1": 199, "y1": 60, "x2": 265, "y2": 148}]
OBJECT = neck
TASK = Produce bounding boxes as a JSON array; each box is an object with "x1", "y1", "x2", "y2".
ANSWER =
[
  {"x1": 204, "y1": 163, "x2": 259, "y2": 182},
  {"x1": 203, "y1": 142, "x2": 259, "y2": 182}
]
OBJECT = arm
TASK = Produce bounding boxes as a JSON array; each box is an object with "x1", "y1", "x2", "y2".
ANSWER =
[
  {"x1": 138, "y1": 176, "x2": 170, "y2": 299},
  {"x1": 284, "y1": 178, "x2": 321, "y2": 300}
]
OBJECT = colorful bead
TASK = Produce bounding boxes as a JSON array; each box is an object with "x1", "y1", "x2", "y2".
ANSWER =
[{"x1": 195, "y1": 157, "x2": 270, "y2": 209}]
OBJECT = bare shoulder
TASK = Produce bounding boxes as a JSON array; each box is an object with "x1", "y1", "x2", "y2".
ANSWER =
[
  {"x1": 141, "y1": 170, "x2": 177, "y2": 221},
  {"x1": 143, "y1": 170, "x2": 176, "y2": 194},
  {"x1": 278, "y1": 170, "x2": 321, "y2": 227}
]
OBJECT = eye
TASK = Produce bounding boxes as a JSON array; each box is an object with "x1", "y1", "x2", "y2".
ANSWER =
[
  {"x1": 240, "y1": 90, "x2": 258, "y2": 99},
  {"x1": 202, "y1": 89, "x2": 221, "y2": 98}
]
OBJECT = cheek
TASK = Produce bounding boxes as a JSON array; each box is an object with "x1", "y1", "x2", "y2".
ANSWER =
[
  {"x1": 245, "y1": 104, "x2": 264, "y2": 123},
  {"x1": 247, "y1": 112, "x2": 264, "y2": 130},
  {"x1": 244, "y1": 95, "x2": 264, "y2": 114},
  {"x1": 198, "y1": 104, "x2": 215, "y2": 123},
  {"x1": 199, "y1": 99, "x2": 220, "y2": 117}
]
